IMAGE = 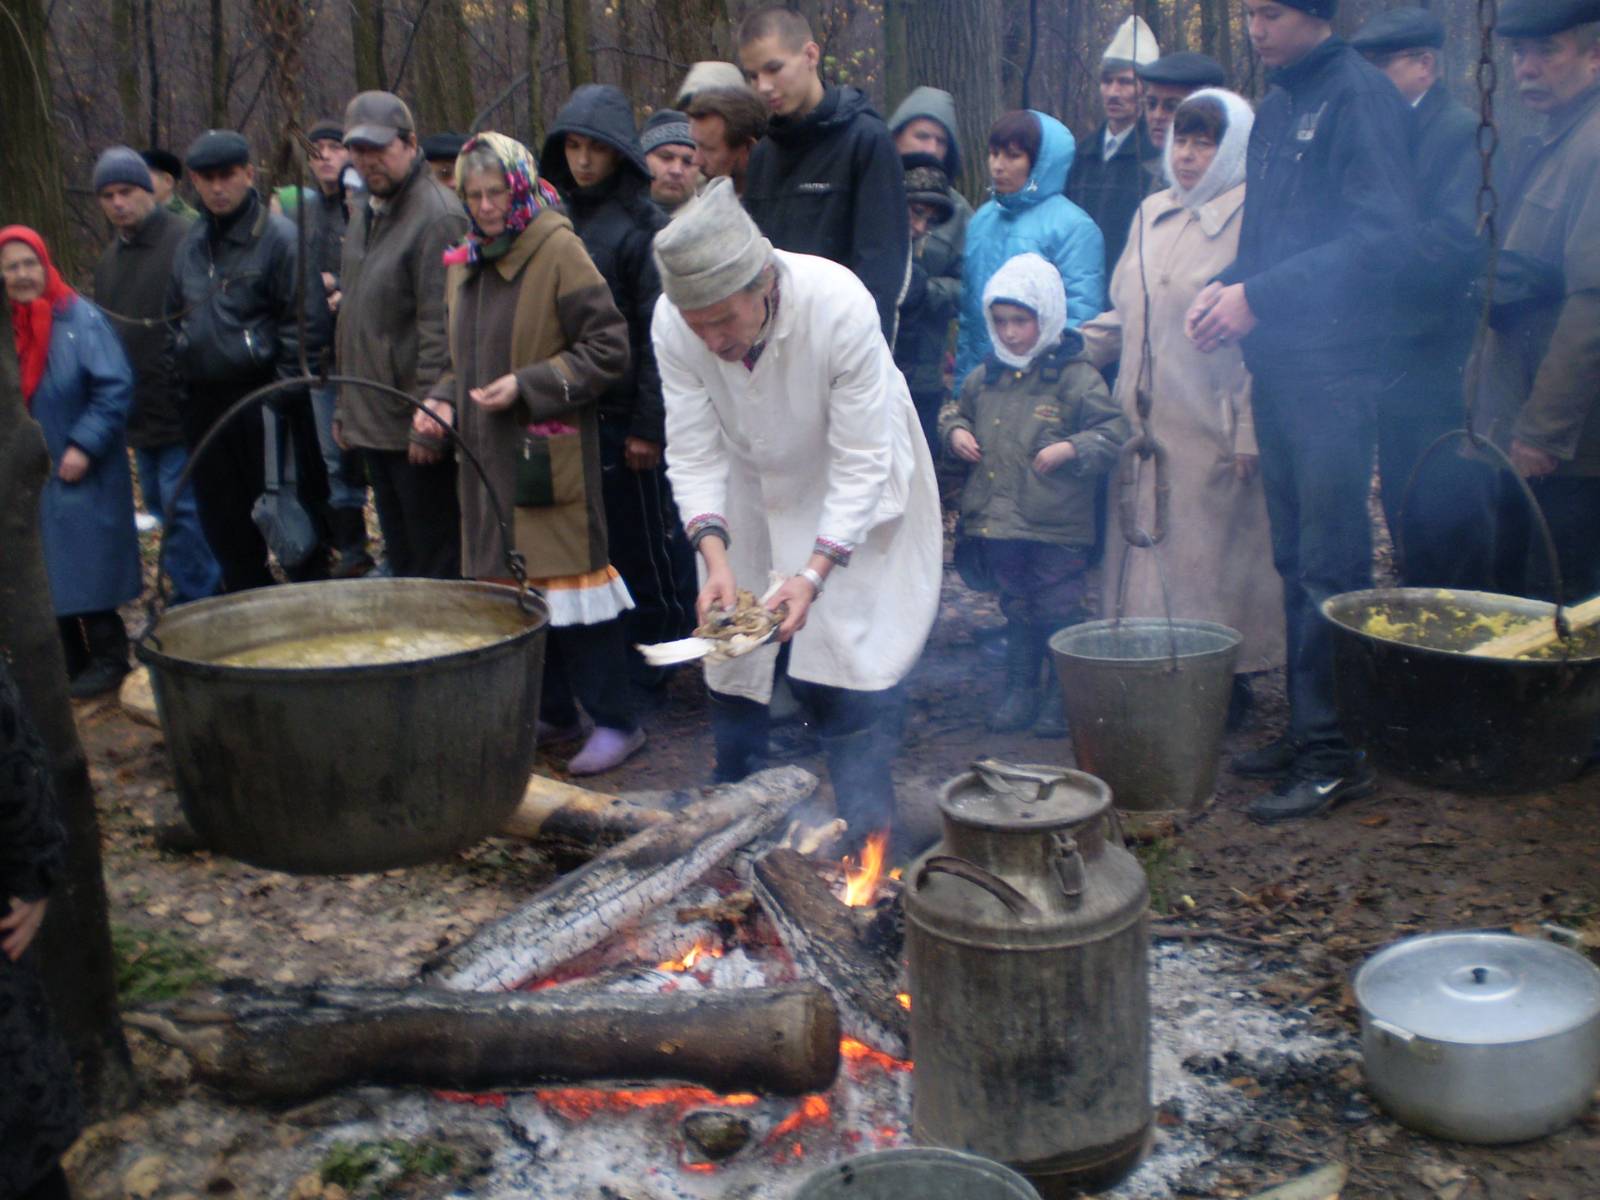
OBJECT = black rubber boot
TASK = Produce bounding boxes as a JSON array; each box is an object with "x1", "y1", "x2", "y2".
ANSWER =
[
  {"x1": 821, "y1": 725, "x2": 896, "y2": 847},
  {"x1": 1229, "y1": 733, "x2": 1300, "y2": 779},
  {"x1": 1033, "y1": 663, "x2": 1070, "y2": 738},
  {"x1": 70, "y1": 612, "x2": 130, "y2": 699},
  {"x1": 328, "y1": 507, "x2": 375, "y2": 579},
  {"x1": 989, "y1": 624, "x2": 1043, "y2": 733},
  {"x1": 1226, "y1": 673, "x2": 1254, "y2": 732},
  {"x1": 709, "y1": 689, "x2": 770, "y2": 784}
]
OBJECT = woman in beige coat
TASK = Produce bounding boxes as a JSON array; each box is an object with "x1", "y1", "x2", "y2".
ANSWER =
[{"x1": 1080, "y1": 89, "x2": 1285, "y2": 719}]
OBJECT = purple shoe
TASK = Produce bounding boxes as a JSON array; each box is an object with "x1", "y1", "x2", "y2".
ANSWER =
[{"x1": 567, "y1": 726, "x2": 647, "y2": 776}]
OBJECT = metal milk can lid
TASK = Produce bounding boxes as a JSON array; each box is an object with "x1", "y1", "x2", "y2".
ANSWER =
[
  {"x1": 1356, "y1": 931, "x2": 1600, "y2": 1045},
  {"x1": 939, "y1": 759, "x2": 1111, "y2": 835}
]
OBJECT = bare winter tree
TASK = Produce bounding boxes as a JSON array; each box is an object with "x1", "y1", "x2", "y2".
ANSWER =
[
  {"x1": 351, "y1": 0, "x2": 386, "y2": 93},
  {"x1": 0, "y1": 0, "x2": 82, "y2": 276},
  {"x1": 564, "y1": 0, "x2": 595, "y2": 90}
]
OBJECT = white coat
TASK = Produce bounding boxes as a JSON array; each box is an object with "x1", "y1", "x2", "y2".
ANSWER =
[{"x1": 654, "y1": 251, "x2": 942, "y2": 703}]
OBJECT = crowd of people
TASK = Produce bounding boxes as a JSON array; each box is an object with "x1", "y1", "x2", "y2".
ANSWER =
[{"x1": 6, "y1": 0, "x2": 1598, "y2": 837}]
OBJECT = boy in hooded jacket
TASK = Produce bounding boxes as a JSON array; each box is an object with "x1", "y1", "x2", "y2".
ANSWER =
[
  {"x1": 940, "y1": 253, "x2": 1129, "y2": 735},
  {"x1": 541, "y1": 85, "x2": 698, "y2": 684}
]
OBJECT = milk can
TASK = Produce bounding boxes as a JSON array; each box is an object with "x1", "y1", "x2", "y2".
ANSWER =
[{"x1": 905, "y1": 761, "x2": 1150, "y2": 1198}]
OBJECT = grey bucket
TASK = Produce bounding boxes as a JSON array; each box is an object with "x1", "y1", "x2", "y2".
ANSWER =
[
  {"x1": 794, "y1": 1148, "x2": 1042, "y2": 1199},
  {"x1": 1049, "y1": 618, "x2": 1241, "y2": 813}
]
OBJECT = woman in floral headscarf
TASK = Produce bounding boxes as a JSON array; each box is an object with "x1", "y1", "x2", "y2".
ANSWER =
[
  {"x1": 1, "y1": 225, "x2": 141, "y2": 699},
  {"x1": 420, "y1": 133, "x2": 644, "y2": 776}
]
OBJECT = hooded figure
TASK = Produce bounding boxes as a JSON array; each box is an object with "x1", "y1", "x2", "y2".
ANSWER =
[
  {"x1": 540, "y1": 85, "x2": 699, "y2": 662},
  {"x1": 1081, "y1": 89, "x2": 1285, "y2": 692},
  {"x1": 957, "y1": 111, "x2": 1105, "y2": 380}
]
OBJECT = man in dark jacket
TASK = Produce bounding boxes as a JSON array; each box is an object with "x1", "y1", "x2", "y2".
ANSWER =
[
  {"x1": 1140, "y1": 51, "x2": 1228, "y2": 152},
  {"x1": 542, "y1": 85, "x2": 697, "y2": 683},
  {"x1": 336, "y1": 92, "x2": 467, "y2": 580},
  {"x1": 737, "y1": 6, "x2": 910, "y2": 345},
  {"x1": 92, "y1": 146, "x2": 222, "y2": 605},
  {"x1": 1353, "y1": 7, "x2": 1493, "y2": 588},
  {"x1": 889, "y1": 87, "x2": 970, "y2": 456},
  {"x1": 1189, "y1": 0, "x2": 1416, "y2": 823},
  {"x1": 165, "y1": 129, "x2": 334, "y2": 592},
  {"x1": 1067, "y1": 15, "x2": 1162, "y2": 276}
]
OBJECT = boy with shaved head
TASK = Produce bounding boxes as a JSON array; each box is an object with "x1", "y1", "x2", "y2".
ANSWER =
[{"x1": 737, "y1": 6, "x2": 910, "y2": 345}]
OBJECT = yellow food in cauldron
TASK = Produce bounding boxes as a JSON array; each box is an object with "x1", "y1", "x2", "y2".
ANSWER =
[
  {"x1": 1359, "y1": 605, "x2": 1540, "y2": 650},
  {"x1": 217, "y1": 628, "x2": 502, "y2": 668}
]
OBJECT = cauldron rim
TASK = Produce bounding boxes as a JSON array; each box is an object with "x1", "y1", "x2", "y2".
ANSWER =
[{"x1": 1322, "y1": 587, "x2": 1600, "y2": 667}]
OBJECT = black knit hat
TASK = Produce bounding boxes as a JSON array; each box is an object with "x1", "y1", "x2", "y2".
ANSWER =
[
  {"x1": 901, "y1": 152, "x2": 954, "y2": 225},
  {"x1": 1275, "y1": 0, "x2": 1337, "y2": 17}
]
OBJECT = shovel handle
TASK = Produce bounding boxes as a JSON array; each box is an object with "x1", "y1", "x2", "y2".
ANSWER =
[{"x1": 1472, "y1": 592, "x2": 1600, "y2": 660}]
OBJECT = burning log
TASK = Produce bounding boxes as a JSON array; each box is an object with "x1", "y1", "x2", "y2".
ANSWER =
[
  {"x1": 750, "y1": 847, "x2": 909, "y2": 1057},
  {"x1": 425, "y1": 766, "x2": 818, "y2": 991},
  {"x1": 123, "y1": 980, "x2": 840, "y2": 1104}
]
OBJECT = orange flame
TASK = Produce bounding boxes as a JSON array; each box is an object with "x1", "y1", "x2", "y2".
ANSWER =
[
  {"x1": 841, "y1": 832, "x2": 889, "y2": 907},
  {"x1": 683, "y1": 1162, "x2": 717, "y2": 1174},
  {"x1": 537, "y1": 1085, "x2": 758, "y2": 1120},
  {"x1": 841, "y1": 1037, "x2": 913, "y2": 1073},
  {"x1": 657, "y1": 937, "x2": 725, "y2": 973},
  {"x1": 896, "y1": 992, "x2": 911, "y2": 1010},
  {"x1": 768, "y1": 1094, "x2": 832, "y2": 1142}
]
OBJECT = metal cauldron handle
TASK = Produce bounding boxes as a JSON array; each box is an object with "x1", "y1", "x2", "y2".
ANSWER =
[
  {"x1": 915, "y1": 856, "x2": 1043, "y2": 921},
  {"x1": 138, "y1": 373, "x2": 532, "y2": 650}
]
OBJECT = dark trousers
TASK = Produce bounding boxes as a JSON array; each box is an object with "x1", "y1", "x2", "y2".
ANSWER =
[
  {"x1": 981, "y1": 538, "x2": 1091, "y2": 627},
  {"x1": 57, "y1": 612, "x2": 127, "y2": 677},
  {"x1": 18, "y1": 1166, "x2": 72, "y2": 1200},
  {"x1": 1253, "y1": 368, "x2": 1380, "y2": 764},
  {"x1": 911, "y1": 390, "x2": 944, "y2": 461},
  {"x1": 180, "y1": 382, "x2": 330, "y2": 592},
  {"x1": 363, "y1": 448, "x2": 461, "y2": 579},
  {"x1": 134, "y1": 443, "x2": 222, "y2": 604},
  {"x1": 1491, "y1": 473, "x2": 1600, "y2": 603},
  {"x1": 1376, "y1": 350, "x2": 1497, "y2": 588},
  {"x1": 540, "y1": 618, "x2": 637, "y2": 733},
  {"x1": 597, "y1": 420, "x2": 697, "y2": 657}
]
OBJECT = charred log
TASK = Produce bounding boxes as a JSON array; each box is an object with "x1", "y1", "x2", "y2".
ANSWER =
[{"x1": 124, "y1": 980, "x2": 840, "y2": 1104}]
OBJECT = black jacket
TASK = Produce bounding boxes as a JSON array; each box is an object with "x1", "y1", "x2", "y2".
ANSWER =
[
  {"x1": 1066, "y1": 118, "x2": 1160, "y2": 277},
  {"x1": 1219, "y1": 37, "x2": 1418, "y2": 376},
  {"x1": 164, "y1": 189, "x2": 331, "y2": 390},
  {"x1": 744, "y1": 86, "x2": 911, "y2": 346},
  {"x1": 542, "y1": 85, "x2": 667, "y2": 445},
  {"x1": 93, "y1": 206, "x2": 189, "y2": 448}
]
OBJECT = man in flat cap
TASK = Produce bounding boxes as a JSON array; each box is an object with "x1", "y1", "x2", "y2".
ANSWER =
[
  {"x1": 142, "y1": 148, "x2": 198, "y2": 221},
  {"x1": 421, "y1": 131, "x2": 467, "y2": 188},
  {"x1": 652, "y1": 178, "x2": 941, "y2": 855},
  {"x1": 336, "y1": 91, "x2": 470, "y2": 580},
  {"x1": 641, "y1": 110, "x2": 699, "y2": 214},
  {"x1": 164, "y1": 130, "x2": 334, "y2": 591},
  {"x1": 1188, "y1": 0, "x2": 1416, "y2": 824},
  {"x1": 1469, "y1": 0, "x2": 1600, "y2": 601},
  {"x1": 1138, "y1": 51, "x2": 1228, "y2": 152},
  {"x1": 1352, "y1": 6, "x2": 1493, "y2": 588}
]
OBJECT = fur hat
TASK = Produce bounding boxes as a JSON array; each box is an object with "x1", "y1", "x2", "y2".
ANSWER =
[{"x1": 653, "y1": 177, "x2": 773, "y2": 310}]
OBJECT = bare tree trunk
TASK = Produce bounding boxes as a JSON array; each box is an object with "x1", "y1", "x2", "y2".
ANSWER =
[
  {"x1": 1171, "y1": 0, "x2": 1190, "y2": 52},
  {"x1": 0, "y1": 0, "x2": 80, "y2": 277},
  {"x1": 144, "y1": 0, "x2": 161, "y2": 146},
  {"x1": 526, "y1": 0, "x2": 544, "y2": 145},
  {"x1": 0, "y1": 329, "x2": 134, "y2": 1111},
  {"x1": 1134, "y1": 0, "x2": 1165, "y2": 49},
  {"x1": 417, "y1": 0, "x2": 476, "y2": 132},
  {"x1": 564, "y1": 0, "x2": 594, "y2": 90},
  {"x1": 114, "y1": 0, "x2": 142, "y2": 143},
  {"x1": 905, "y1": 0, "x2": 1003, "y2": 202},
  {"x1": 351, "y1": 0, "x2": 386, "y2": 93},
  {"x1": 1201, "y1": 0, "x2": 1234, "y2": 83},
  {"x1": 210, "y1": 0, "x2": 228, "y2": 127},
  {"x1": 654, "y1": 0, "x2": 730, "y2": 88},
  {"x1": 881, "y1": 0, "x2": 909, "y2": 111}
]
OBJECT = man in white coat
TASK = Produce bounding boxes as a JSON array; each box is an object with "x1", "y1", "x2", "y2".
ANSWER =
[{"x1": 652, "y1": 178, "x2": 942, "y2": 852}]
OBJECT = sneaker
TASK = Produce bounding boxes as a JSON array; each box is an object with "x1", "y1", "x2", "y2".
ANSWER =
[
  {"x1": 568, "y1": 726, "x2": 647, "y2": 776},
  {"x1": 1248, "y1": 757, "x2": 1378, "y2": 825},
  {"x1": 1229, "y1": 733, "x2": 1300, "y2": 779}
]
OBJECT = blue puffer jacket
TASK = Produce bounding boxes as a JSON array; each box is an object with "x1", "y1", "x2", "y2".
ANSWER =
[
  {"x1": 32, "y1": 297, "x2": 142, "y2": 617},
  {"x1": 956, "y1": 111, "x2": 1106, "y2": 381}
]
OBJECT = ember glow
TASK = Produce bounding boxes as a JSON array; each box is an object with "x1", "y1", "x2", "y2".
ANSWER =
[
  {"x1": 536, "y1": 1085, "x2": 759, "y2": 1120},
  {"x1": 840, "y1": 1037, "x2": 912, "y2": 1073},
  {"x1": 767, "y1": 1094, "x2": 833, "y2": 1142},
  {"x1": 841, "y1": 832, "x2": 889, "y2": 907},
  {"x1": 896, "y1": 992, "x2": 911, "y2": 1010},
  {"x1": 657, "y1": 937, "x2": 725, "y2": 972}
]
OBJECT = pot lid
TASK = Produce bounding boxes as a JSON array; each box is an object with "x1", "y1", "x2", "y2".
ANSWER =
[
  {"x1": 1356, "y1": 932, "x2": 1600, "y2": 1044},
  {"x1": 939, "y1": 760, "x2": 1110, "y2": 833}
]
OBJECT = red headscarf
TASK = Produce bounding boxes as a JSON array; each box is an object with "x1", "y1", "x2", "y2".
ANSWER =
[{"x1": 1, "y1": 225, "x2": 78, "y2": 405}]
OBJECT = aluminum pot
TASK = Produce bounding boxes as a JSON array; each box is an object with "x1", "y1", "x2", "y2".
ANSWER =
[{"x1": 1355, "y1": 932, "x2": 1600, "y2": 1143}]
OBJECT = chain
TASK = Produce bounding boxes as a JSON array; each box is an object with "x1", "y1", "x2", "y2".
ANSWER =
[{"x1": 1466, "y1": 0, "x2": 1500, "y2": 441}]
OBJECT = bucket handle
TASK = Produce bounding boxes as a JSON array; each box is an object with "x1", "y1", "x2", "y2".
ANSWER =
[
  {"x1": 915, "y1": 856, "x2": 1043, "y2": 921},
  {"x1": 138, "y1": 372, "x2": 532, "y2": 651}
]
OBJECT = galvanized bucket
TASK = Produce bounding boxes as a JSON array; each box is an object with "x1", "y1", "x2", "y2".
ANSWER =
[
  {"x1": 137, "y1": 578, "x2": 547, "y2": 874},
  {"x1": 1049, "y1": 619, "x2": 1241, "y2": 813},
  {"x1": 794, "y1": 1148, "x2": 1042, "y2": 1199}
]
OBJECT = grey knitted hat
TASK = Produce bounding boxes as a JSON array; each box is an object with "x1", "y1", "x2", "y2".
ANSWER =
[
  {"x1": 641, "y1": 109, "x2": 694, "y2": 154},
  {"x1": 653, "y1": 177, "x2": 773, "y2": 310},
  {"x1": 93, "y1": 145, "x2": 154, "y2": 193}
]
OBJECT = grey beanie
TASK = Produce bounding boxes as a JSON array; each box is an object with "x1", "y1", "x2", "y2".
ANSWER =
[
  {"x1": 641, "y1": 109, "x2": 694, "y2": 154},
  {"x1": 653, "y1": 177, "x2": 773, "y2": 310},
  {"x1": 93, "y1": 145, "x2": 154, "y2": 193}
]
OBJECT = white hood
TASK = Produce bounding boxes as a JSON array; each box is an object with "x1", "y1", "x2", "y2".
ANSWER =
[
  {"x1": 1163, "y1": 88, "x2": 1254, "y2": 213},
  {"x1": 982, "y1": 252, "x2": 1068, "y2": 370}
]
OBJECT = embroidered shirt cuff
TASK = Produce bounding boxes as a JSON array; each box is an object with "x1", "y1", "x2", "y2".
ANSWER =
[
  {"x1": 813, "y1": 536, "x2": 854, "y2": 567},
  {"x1": 685, "y1": 513, "x2": 730, "y2": 549}
]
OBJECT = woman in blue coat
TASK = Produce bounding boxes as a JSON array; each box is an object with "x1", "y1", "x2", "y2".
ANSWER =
[
  {"x1": 956, "y1": 111, "x2": 1106, "y2": 381},
  {"x1": 2, "y1": 226, "x2": 142, "y2": 698}
]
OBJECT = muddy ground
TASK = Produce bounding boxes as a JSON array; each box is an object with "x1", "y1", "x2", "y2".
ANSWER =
[{"x1": 60, "y1": 551, "x2": 1600, "y2": 1200}]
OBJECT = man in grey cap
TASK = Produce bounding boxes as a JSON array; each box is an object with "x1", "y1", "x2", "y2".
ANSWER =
[
  {"x1": 641, "y1": 109, "x2": 698, "y2": 213},
  {"x1": 651, "y1": 178, "x2": 942, "y2": 856},
  {"x1": 335, "y1": 91, "x2": 469, "y2": 580},
  {"x1": 1351, "y1": 6, "x2": 1491, "y2": 588},
  {"x1": 1470, "y1": 0, "x2": 1600, "y2": 602},
  {"x1": 1138, "y1": 51, "x2": 1227, "y2": 151}
]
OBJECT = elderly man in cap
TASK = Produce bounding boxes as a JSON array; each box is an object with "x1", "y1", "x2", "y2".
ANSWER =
[
  {"x1": 652, "y1": 178, "x2": 942, "y2": 854},
  {"x1": 335, "y1": 91, "x2": 469, "y2": 580},
  {"x1": 1352, "y1": 6, "x2": 1492, "y2": 588},
  {"x1": 163, "y1": 129, "x2": 333, "y2": 591},
  {"x1": 93, "y1": 146, "x2": 221, "y2": 605},
  {"x1": 142, "y1": 147, "x2": 198, "y2": 221},
  {"x1": 1469, "y1": 0, "x2": 1600, "y2": 602},
  {"x1": 421, "y1": 131, "x2": 467, "y2": 188},
  {"x1": 641, "y1": 110, "x2": 699, "y2": 213},
  {"x1": 1068, "y1": 15, "x2": 1161, "y2": 276},
  {"x1": 1187, "y1": 0, "x2": 1416, "y2": 824},
  {"x1": 1139, "y1": 51, "x2": 1227, "y2": 152}
]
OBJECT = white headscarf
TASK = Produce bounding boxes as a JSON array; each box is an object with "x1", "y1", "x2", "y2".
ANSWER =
[
  {"x1": 1161, "y1": 88, "x2": 1254, "y2": 213},
  {"x1": 982, "y1": 252, "x2": 1068, "y2": 370}
]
